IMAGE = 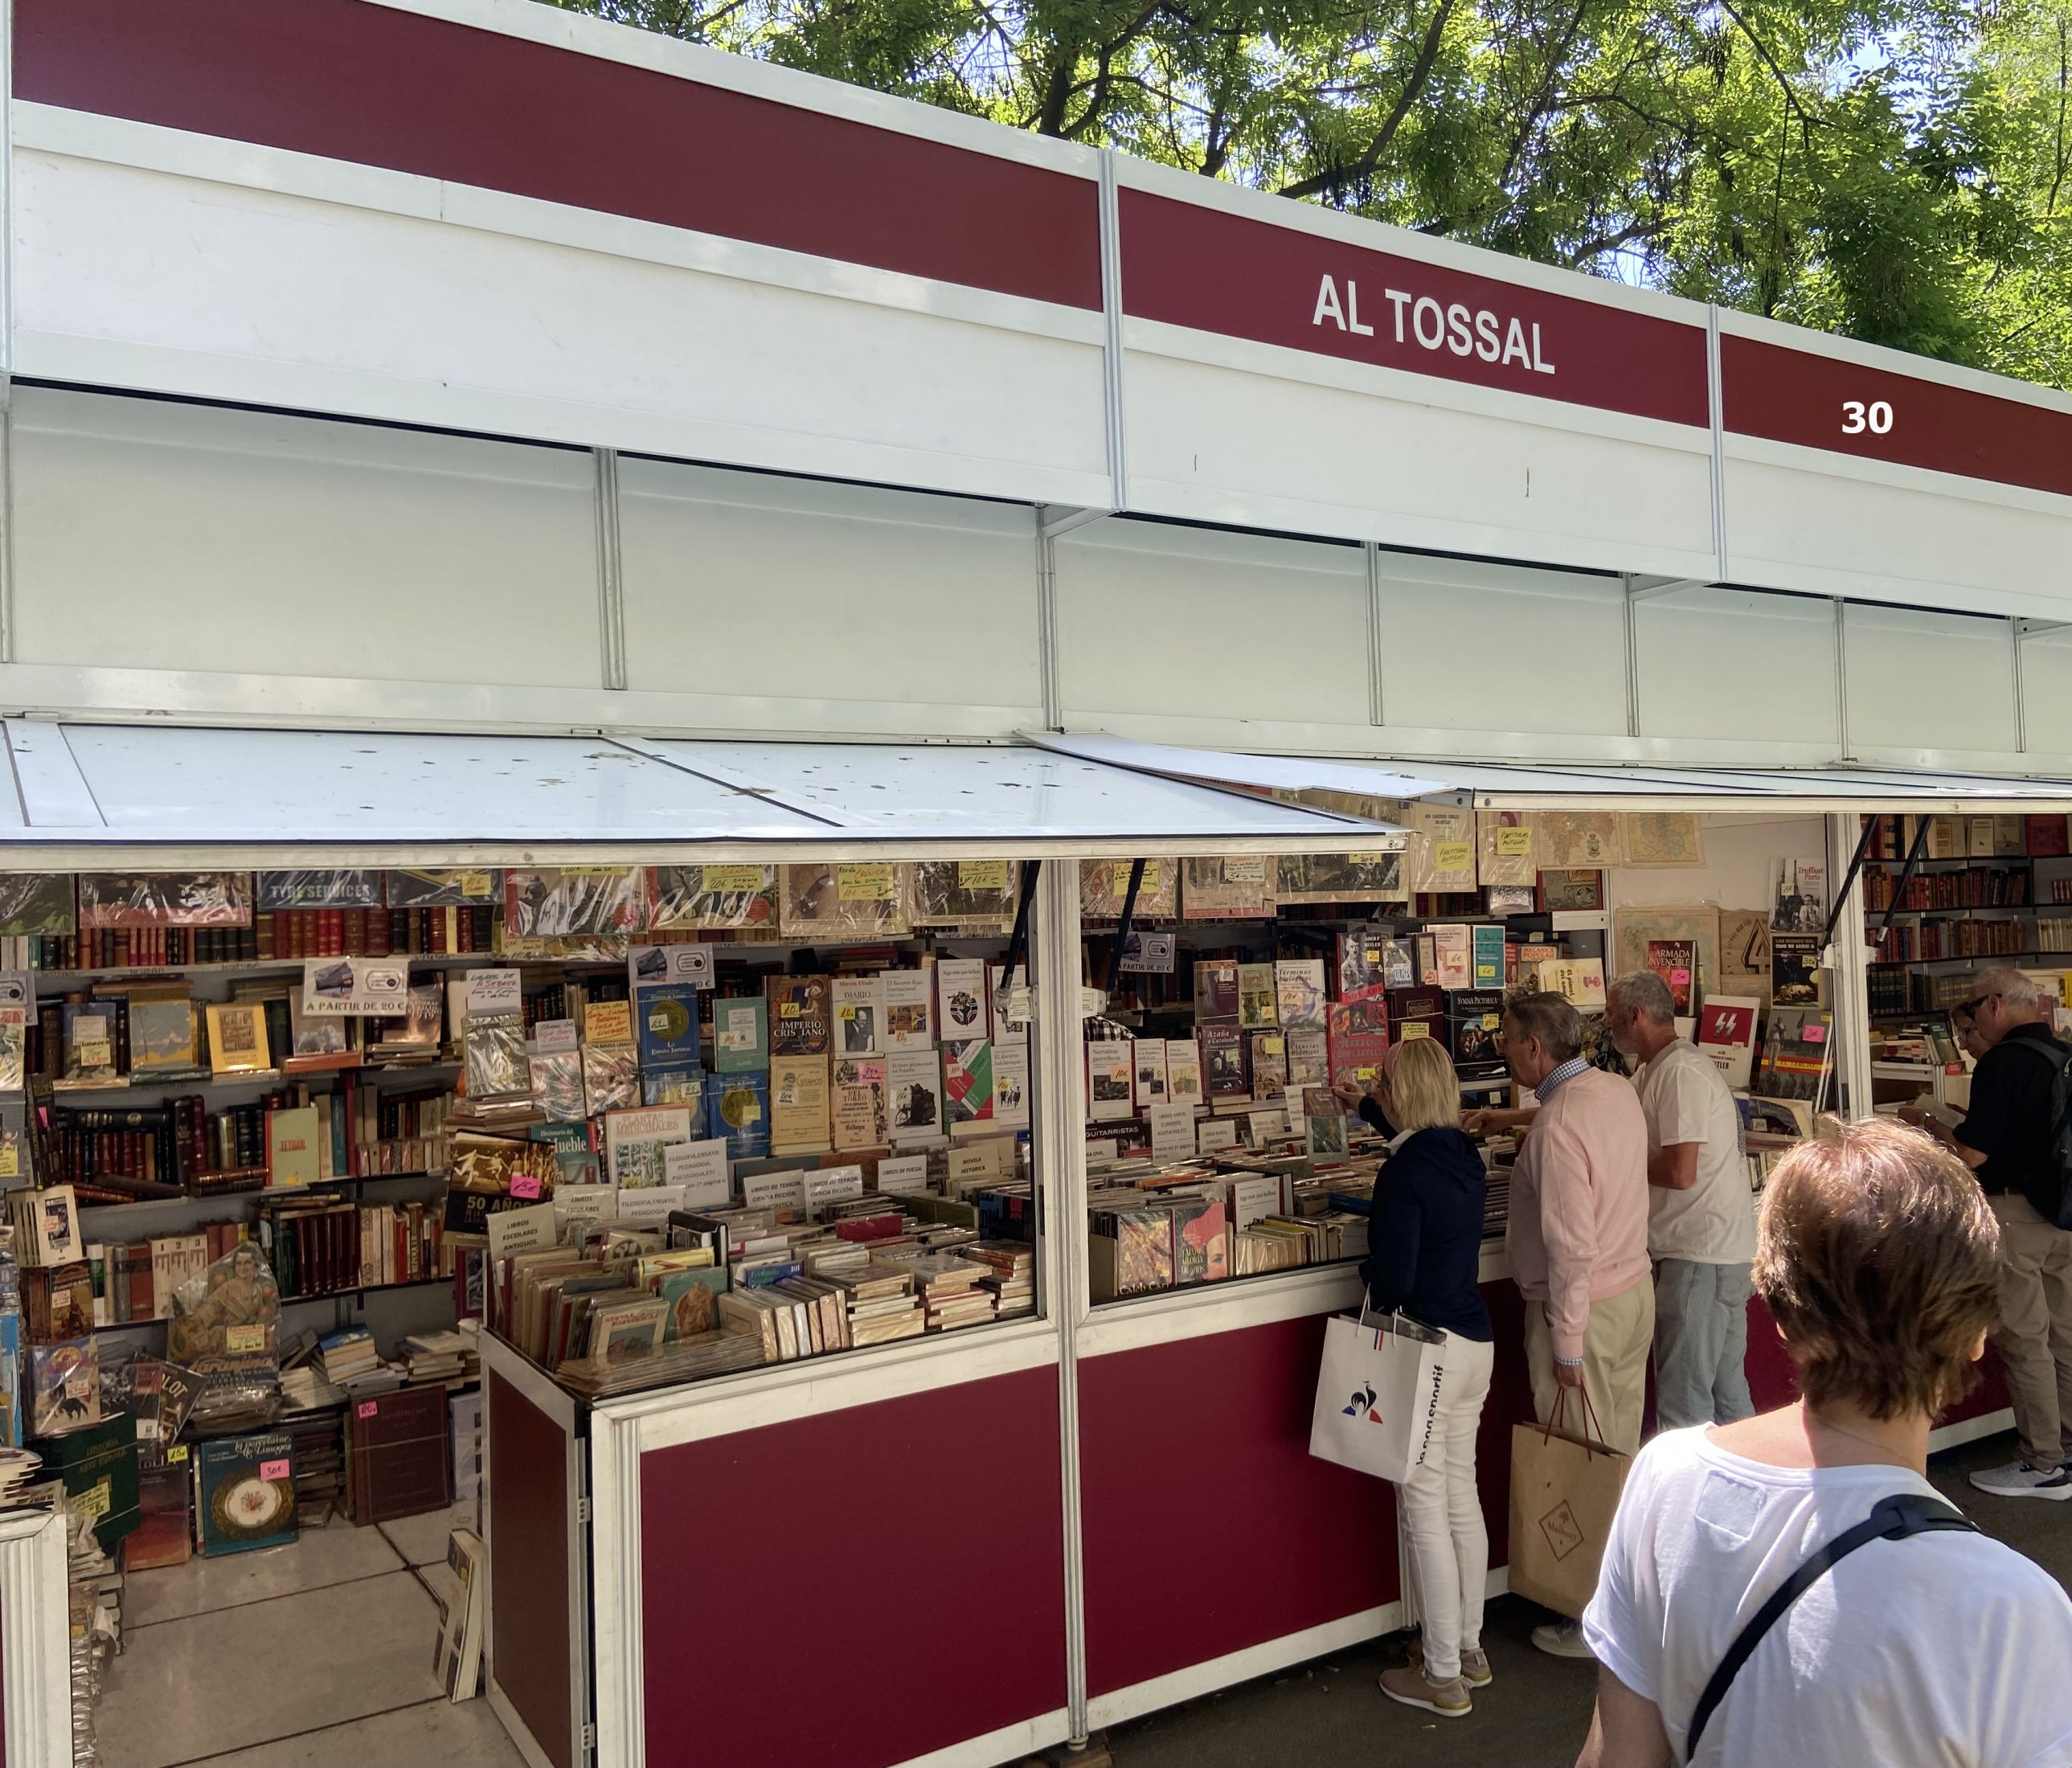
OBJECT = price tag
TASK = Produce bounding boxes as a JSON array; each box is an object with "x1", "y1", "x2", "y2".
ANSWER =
[
  {"x1": 957, "y1": 861, "x2": 1011, "y2": 890},
  {"x1": 1221, "y1": 857, "x2": 1267, "y2": 886},
  {"x1": 357, "y1": 1401, "x2": 379, "y2": 1419},
  {"x1": 702, "y1": 865, "x2": 767, "y2": 893},
  {"x1": 837, "y1": 863, "x2": 895, "y2": 902},
  {"x1": 1434, "y1": 841, "x2": 1474, "y2": 874},
  {"x1": 225, "y1": 1324, "x2": 266, "y2": 1354},
  {"x1": 510, "y1": 1173, "x2": 543, "y2": 1201},
  {"x1": 75, "y1": 1481, "x2": 110, "y2": 1520},
  {"x1": 1400, "y1": 1021, "x2": 1431, "y2": 1040},
  {"x1": 1497, "y1": 827, "x2": 1534, "y2": 857},
  {"x1": 259, "y1": 1458, "x2": 290, "y2": 1481},
  {"x1": 166, "y1": 1445, "x2": 188, "y2": 1465}
]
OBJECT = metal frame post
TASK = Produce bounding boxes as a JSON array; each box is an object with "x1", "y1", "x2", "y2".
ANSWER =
[
  {"x1": 1828, "y1": 811, "x2": 1875, "y2": 1120},
  {"x1": 593, "y1": 446, "x2": 628, "y2": 692}
]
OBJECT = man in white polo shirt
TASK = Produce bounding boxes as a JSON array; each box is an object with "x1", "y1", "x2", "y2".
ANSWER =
[{"x1": 1607, "y1": 970, "x2": 1759, "y2": 1431}]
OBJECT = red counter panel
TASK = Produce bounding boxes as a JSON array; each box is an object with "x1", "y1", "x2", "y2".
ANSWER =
[
  {"x1": 487, "y1": 1370, "x2": 575, "y2": 1768},
  {"x1": 637, "y1": 1364, "x2": 1066, "y2": 1768},
  {"x1": 1745, "y1": 1294, "x2": 2011, "y2": 1426},
  {"x1": 1079, "y1": 1314, "x2": 1402, "y2": 1699}
]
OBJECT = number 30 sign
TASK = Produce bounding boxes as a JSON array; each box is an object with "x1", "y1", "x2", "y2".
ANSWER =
[{"x1": 1842, "y1": 399, "x2": 1894, "y2": 434}]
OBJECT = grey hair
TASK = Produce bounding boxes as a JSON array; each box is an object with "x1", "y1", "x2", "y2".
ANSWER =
[
  {"x1": 1972, "y1": 966, "x2": 2045, "y2": 1011},
  {"x1": 1504, "y1": 990, "x2": 1585, "y2": 1063},
  {"x1": 1607, "y1": 970, "x2": 1675, "y2": 1025}
]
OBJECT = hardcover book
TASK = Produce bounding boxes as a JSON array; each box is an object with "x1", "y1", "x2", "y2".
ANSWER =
[
  {"x1": 1696, "y1": 996, "x2": 1762, "y2": 1089},
  {"x1": 1248, "y1": 1032, "x2": 1288, "y2": 1102},
  {"x1": 205, "y1": 1002, "x2": 272, "y2": 1078},
  {"x1": 1770, "y1": 934, "x2": 1823, "y2": 1006},
  {"x1": 992, "y1": 1043, "x2": 1030, "y2": 1130},
  {"x1": 635, "y1": 984, "x2": 702, "y2": 1072},
  {"x1": 765, "y1": 975, "x2": 832, "y2": 1058},
  {"x1": 705, "y1": 1075, "x2": 772, "y2": 1161},
  {"x1": 934, "y1": 959, "x2": 989, "y2": 1041},
  {"x1": 197, "y1": 1430, "x2": 297, "y2": 1556},
  {"x1": 1645, "y1": 939, "x2": 1698, "y2": 1014},
  {"x1": 1382, "y1": 987, "x2": 1446, "y2": 1042},
  {"x1": 1446, "y1": 989, "x2": 1506, "y2": 1079}
]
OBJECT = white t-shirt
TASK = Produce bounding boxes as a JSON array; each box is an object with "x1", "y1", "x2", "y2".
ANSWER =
[
  {"x1": 1636, "y1": 1039, "x2": 1757, "y2": 1264},
  {"x1": 1584, "y1": 1428, "x2": 2072, "y2": 1767}
]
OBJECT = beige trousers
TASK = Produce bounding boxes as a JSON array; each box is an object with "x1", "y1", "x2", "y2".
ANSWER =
[
  {"x1": 1525, "y1": 1276, "x2": 1656, "y2": 1456},
  {"x1": 1989, "y1": 1193, "x2": 2072, "y2": 1471}
]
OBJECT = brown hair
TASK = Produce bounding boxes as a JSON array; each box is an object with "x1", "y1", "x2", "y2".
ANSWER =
[{"x1": 1755, "y1": 1119, "x2": 2001, "y2": 1421}]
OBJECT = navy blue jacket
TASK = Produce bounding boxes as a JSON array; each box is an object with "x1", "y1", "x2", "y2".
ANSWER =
[{"x1": 1357, "y1": 1125, "x2": 1493, "y2": 1341}]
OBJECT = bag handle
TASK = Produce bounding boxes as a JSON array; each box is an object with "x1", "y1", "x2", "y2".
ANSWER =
[
  {"x1": 1540, "y1": 1379, "x2": 1611, "y2": 1458},
  {"x1": 1684, "y1": 1492, "x2": 1976, "y2": 1761}
]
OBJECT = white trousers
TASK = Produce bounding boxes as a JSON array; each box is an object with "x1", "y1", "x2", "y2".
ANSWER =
[{"x1": 1395, "y1": 1331, "x2": 1496, "y2": 1684}]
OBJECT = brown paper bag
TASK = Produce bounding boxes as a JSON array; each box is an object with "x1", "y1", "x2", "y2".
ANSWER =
[{"x1": 1508, "y1": 1393, "x2": 1632, "y2": 1619}]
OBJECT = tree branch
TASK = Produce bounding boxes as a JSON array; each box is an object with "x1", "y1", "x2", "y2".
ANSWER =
[{"x1": 1274, "y1": 0, "x2": 1457, "y2": 200}]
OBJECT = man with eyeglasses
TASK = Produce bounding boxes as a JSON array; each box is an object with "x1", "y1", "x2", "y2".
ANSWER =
[{"x1": 1902, "y1": 965, "x2": 2072, "y2": 1500}]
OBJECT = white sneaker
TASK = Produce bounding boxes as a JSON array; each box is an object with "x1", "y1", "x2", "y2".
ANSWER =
[
  {"x1": 1970, "y1": 1459, "x2": 2072, "y2": 1500},
  {"x1": 1531, "y1": 1619, "x2": 1595, "y2": 1660}
]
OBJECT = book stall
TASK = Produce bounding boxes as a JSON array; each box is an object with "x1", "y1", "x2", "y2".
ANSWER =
[{"x1": 6, "y1": 2, "x2": 2072, "y2": 1765}]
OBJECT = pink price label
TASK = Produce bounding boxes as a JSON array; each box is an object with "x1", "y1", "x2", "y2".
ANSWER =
[
  {"x1": 510, "y1": 1174, "x2": 543, "y2": 1200},
  {"x1": 1803, "y1": 1025, "x2": 1827, "y2": 1043},
  {"x1": 356, "y1": 1401, "x2": 379, "y2": 1419},
  {"x1": 259, "y1": 1459, "x2": 289, "y2": 1480}
]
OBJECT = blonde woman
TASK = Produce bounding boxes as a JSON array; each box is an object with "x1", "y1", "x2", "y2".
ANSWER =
[{"x1": 1356, "y1": 1038, "x2": 1496, "y2": 1720}]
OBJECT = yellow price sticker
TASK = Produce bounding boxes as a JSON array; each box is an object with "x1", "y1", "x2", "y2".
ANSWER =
[
  {"x1": 1434, "y1": 841, "x2": 1474, "y2": 874},
  {"x1": 167, "y1": 1446, "x2": 189, "y2": 1465},
  {"x1": 225, "y1": 1324, "x2": 266, "y2": 1354},
  {"x1": 837, "y1": 863, "x2": 895, "y2": 902},
  {"x1": 1400, "y1": 1021, "x2": 1431, "y2": 1040},
  {"x1": 1497, "y1": 828, "x2": 1534, "y2": 857},
  {"x1": 702, "y1": 865, "x2": 766, "y2": 893},
  {"x1": 956, "y1": 861, "x2": 1011, "y2": 890}
]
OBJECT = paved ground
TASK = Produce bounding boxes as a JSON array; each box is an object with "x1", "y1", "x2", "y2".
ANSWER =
[{"x1": 1104, "y1": 1429, "x2": 2072, "y2": 1768}]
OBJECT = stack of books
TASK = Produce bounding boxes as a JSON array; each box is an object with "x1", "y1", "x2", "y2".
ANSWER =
[
  {"x1": 399, "y1": 1331, "x2": 475, "y2": 1385},
  {"x1": 899, "y1": 1253, "x2": 993, "y2": 1332},
  {"x1": 824, "y1": 1261, "x2": 923, "y2": 1346},
  {"x1": 318, "y1": 1328, "x2": 379, "y2": 1385},
  {"x1": 956, "y1": 1241, "x2": 1034, "y2": 1317}
]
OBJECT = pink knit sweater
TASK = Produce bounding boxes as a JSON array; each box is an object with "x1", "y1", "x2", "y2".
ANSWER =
[{"x1": 1505, "y1": 1067, "x2": 1652, "y2": 1359}]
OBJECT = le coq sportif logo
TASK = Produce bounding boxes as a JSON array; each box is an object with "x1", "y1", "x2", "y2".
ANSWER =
[{"x1": 1343, "y1": 1383, "x2": 1382, "y2": 1424}]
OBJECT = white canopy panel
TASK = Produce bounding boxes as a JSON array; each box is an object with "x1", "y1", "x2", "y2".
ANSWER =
[
  {"x1": 1029, "y1": 732, "x2": 2072, "y2": 813},
  {"x1": 0, "y1": 722, "x2": 1398, "y2": 861}
]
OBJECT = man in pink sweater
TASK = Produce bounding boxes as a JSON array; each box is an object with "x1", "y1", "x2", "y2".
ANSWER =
[{"x1": 1500, "y1": 991, "x2": 1654, "y2": 1452}]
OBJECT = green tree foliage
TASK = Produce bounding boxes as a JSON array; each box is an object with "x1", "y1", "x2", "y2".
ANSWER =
[{"x1": 556, "y1": 0, "x2": 2072, "y2": 387}]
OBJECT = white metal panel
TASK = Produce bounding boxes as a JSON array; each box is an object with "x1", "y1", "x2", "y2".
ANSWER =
[
  {"x1": 10, "y1": 387, "x2": 603, "y2": 688},
  {"x1": 1378, "y1": 555, "x2": 1627, "y2": 737},
  {"x1": 1841, "y1": 604, "x2": 2019, "y2": 758},
  {"x1": 1122, "y1": 334, "x2": 1718, "y2": 579},
  {"x1": 2019, "y1": 631, "x2": 2072, "y2": 758},
  {"x1": 50, "y1": 726, "x2": 826, "y2": 841},
  {"x1": 641, "y1": 740, "x2": 1374, "y2": 842},
  {"x1": 13, "y1": 125, "x2": 1113, "y2": 508},
  {"x1": 1052, "y1": 522, "x2": 1373, "y2": 742},
  {"x1": 1634, "y1": 588, "x2": 1838, "y2": 747},
  {"x1": 1022, "y1": 732, "x2": 1451, "y2": 804},
  {"x1": 617, "y1": 461, "x2": 1042, "y2": 727},
  {"x1": 1722, "y1": 448, "x2": 2072, "y2": 620}
]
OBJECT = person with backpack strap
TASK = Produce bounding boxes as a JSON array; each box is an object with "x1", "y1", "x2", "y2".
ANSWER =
[
  {"x1": 1901, "y1": 966, "x2": 2072, "y2": 1500},
  {"x1": 1574, "y1": 1119, "x2": 2072, "y2": 1767}
]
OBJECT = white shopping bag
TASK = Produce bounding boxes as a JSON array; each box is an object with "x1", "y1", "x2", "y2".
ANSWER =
[{"x1": 1308, "y1": 1308, "x2": 1448, "y2": 1484}]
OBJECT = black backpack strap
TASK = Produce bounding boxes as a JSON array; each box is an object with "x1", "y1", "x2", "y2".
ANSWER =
[{"x1": 1685, "y1": 1493, "x2": 1976, "y2": 1761}]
